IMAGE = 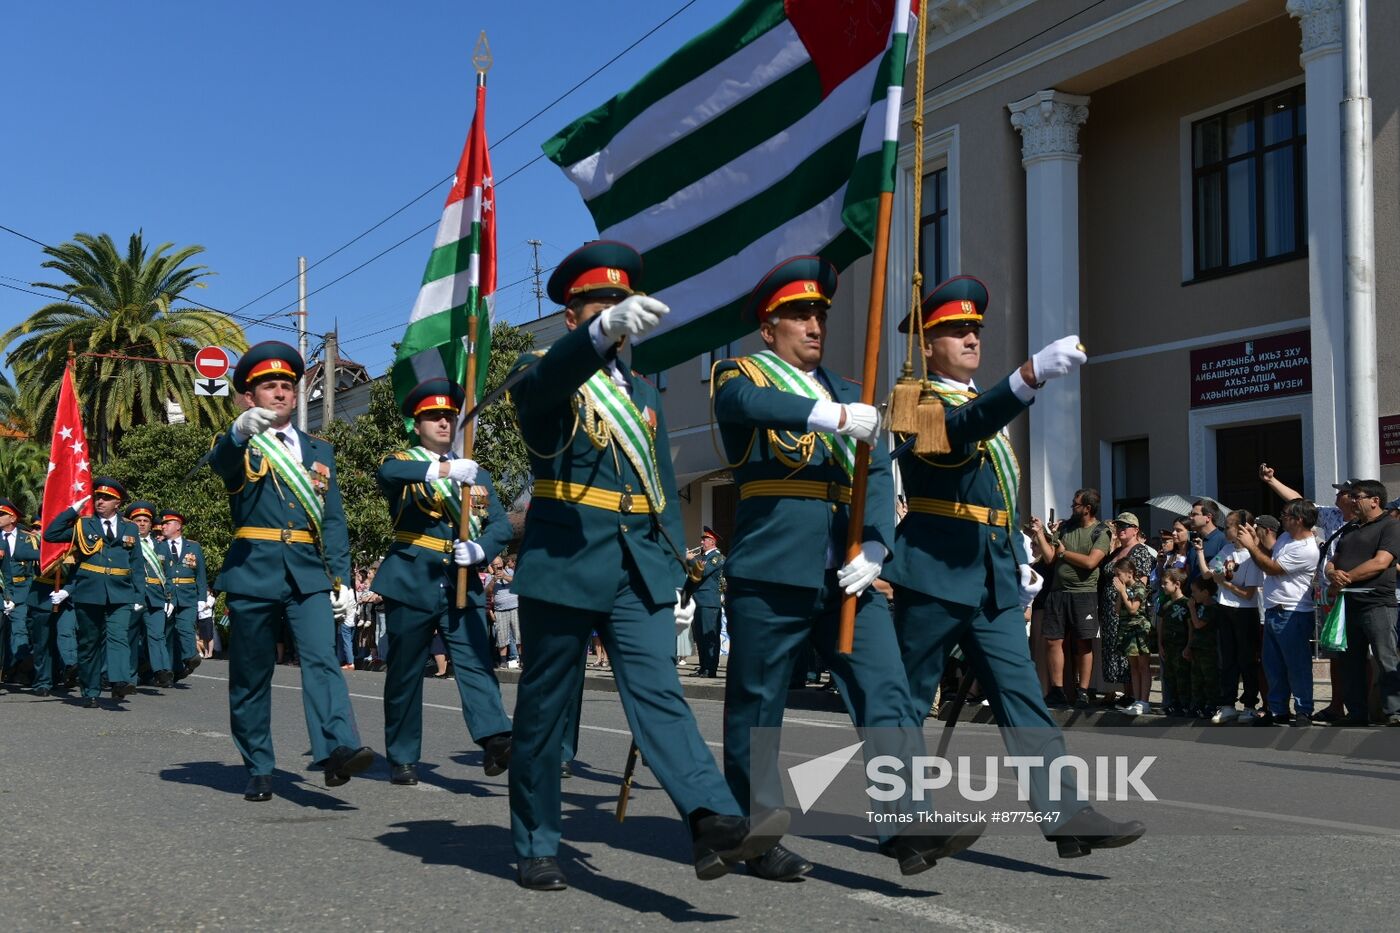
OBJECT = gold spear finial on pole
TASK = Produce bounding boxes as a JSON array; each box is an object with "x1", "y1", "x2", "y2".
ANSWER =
[{"x1": 473, "y1": 30, "x2": 493, "y2": 76}]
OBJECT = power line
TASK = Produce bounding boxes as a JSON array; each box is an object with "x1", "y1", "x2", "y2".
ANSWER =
[{"x1": 228, "y1": 0, "x2": 703, "y2": 318}]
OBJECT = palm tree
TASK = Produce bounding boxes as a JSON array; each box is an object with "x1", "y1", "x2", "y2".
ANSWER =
[
  {"x1": 1, "y1": 232, "x2": 248, "y2": 458},
  {"x1": 0, "y1": 369, "x2": 23, "y2": 436},
  {"x1": 0, "y1": 437, "x2": 48, "y2": 519}
]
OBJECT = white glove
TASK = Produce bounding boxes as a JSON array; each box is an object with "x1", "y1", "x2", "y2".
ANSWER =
[
  {"x1": 673, "y1": 589, "x2": 696, "y2": 631},
  {"x1": 835, "y1": 403, "x2": 882, "y2": 446},
  {"x1": 50, "y1": 589, "x2": 69, "y2": 606},
  {"x1": 3, "y1": 600, "x2": 14, "y2": 614},
  {"x1": 453, "y1": 539, "x2": 486, "y2": 567},
  {"x1": 836, "y1": 541, "x2": 886, "y2": 596},
  {"x1": 446, "y1": 458, "x2": 479, "y2": 485},
  {"x1": 598, "y1": 295, "x2": 669, "y2": 342},
  {"x1": 234, "y1": 406, "x2": 279, "y2": 439},
  {"x1": 329, "y1": 586, "x2": 356, "y2": 620},
  {"x1": 1018, "y1": 564, "x2": 1043, "y2": 609},
  {"x1": 1031, "y1": 335, "x2": 1087, "y2": 383},
  {"x1": 133, "y1": 603, "x2": 144, "y2": 612},
  {"x1": 70, "y1": 494, "x2": 92, "y2": 512},
  {"x1": 165, "y1": 602, "x2": 174, "y2": 615}
]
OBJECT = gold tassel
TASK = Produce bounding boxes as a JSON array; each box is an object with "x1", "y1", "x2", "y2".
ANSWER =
[
  {"x1": 913, "y1": 383, "x2": 951, "y2": 455},
  {"x1": 889, "y1": 360, "x2": 922, "y2": 435}
]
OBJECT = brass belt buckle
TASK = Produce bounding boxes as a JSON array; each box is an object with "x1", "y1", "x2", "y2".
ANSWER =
[
  {"x1": 989, "y1": 508, "x2": 1003, "y2": 526},
  {"x1": 280, "y1": 528, "x2": 292, "y2": 543},
  {"x1": 826, "y1": 481, "x2": 840, "y2": 503},
  {"x1": 619, "y1": 492, "x2": 634, "y2": 514}
]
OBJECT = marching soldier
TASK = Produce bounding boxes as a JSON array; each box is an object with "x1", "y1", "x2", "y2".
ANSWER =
[
  {"x1": 159, "y1": 510, "x2": 207, "y2": 682},
  {"x1": 689, "y1": 527, "x2": 724, "y2": 678},
  {"x1": 373, "y1": 379, "x2": 513, "y2": 786},
  {"x1": 43, "y1": 479, "x2": 142, "y2": 707},
  {"x1": 210, "y1": 341, "x2": 372, "y2": 802},
  {"x1": 126, "y1": 500, "x2": 173, "y2": 687},
  {"x1": 25, "y1": 508, "x2": 78, "y2": 693},
  {"x1": 1, "y1": 498, "x2": 40, "y2": 690},
  {"x1": 507, "y1": 241, "x2": 786, "y2": 891},
  {"x1": 882, "y1": 275, "x2": 1145, "y2": 857},
  {"x1": 712, "y1": 256, "x2": 950, "y2": 881}
]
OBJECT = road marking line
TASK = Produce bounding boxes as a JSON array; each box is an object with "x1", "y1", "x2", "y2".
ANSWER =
[{"x1": 848, "y1": 891, "x2": 1040, "y2": 933}]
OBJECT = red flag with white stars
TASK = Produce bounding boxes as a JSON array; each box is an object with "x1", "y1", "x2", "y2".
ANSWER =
[{"x1": 40, "y1": 361, "x2": 92, "y2": 575}]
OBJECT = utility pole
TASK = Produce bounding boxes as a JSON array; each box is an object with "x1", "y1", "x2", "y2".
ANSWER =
[
  {"x1": 296, "y1": 256, "x2": 309, "y2": 431},
  {"x1": 322, "y1": 329, "x2": 338, "y2": 427},
  {"x1": 1341, "y1": 0, "x2": 1378, "y2": 475},
  {"x1": 527, "y1": 239, "x2": 545, "y2": 318}
]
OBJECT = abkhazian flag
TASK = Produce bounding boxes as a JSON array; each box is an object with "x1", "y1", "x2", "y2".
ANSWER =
[
  {"x1": 543, "y1": 0, "x2": 916, "y2": 373},
  {"x1": 392, "y1": 79, "x2": 496, "y2": 427},
  {"x1": 40, "y1": 361, "x2": 92, "y2": 575}
]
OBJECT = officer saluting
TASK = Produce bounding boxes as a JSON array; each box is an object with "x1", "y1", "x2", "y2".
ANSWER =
[
  {"x1": 126, "y1": 500, "x2": 174, "y2": 688},
  {"x1": 688, "y1": 527, "x2": 724, "y2": 678},
  {"x1": 43, "y1": 478, "x2": 142, "y2": 707},
  {"x1": 374, "y1": 379, "x2": 513, "y2": 787},
  {"x1": 159, "y1": 511, "x2": 207, "y2": 683},
  {"x1": 507, "y1": 241, "x2": 786, "y2": 891},
  {"x1": 210, "y1": 341, "x2": 372, "y2": 802},
  {"x1": 883, "y1": 275, "x2": 1144, "y2": 857}
]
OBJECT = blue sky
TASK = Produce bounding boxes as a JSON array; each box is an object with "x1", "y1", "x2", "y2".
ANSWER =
[{"x1": 0, "y1": 0, "x2": 737, "y2": 380}]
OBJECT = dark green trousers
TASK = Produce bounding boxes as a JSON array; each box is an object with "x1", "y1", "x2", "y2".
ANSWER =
[
  {"x1": 893, "y1": 587, "x2": 1087, "y2": 830},
  {"x1": 76, "y1": 601, "x2": 131, "y2": 696},
  {"x1": 692, "y1": 602, "x2": 722, "y2": 675},
  {"x1": 510, "y1": 560, "x2": 738, "y2": 859},
  {"x1": 170, "y1": 605, "x2": 199, "y2": 666},
  {"x1": 226, "y1": 589, "x2": 361, "y2": 776},
  {"x1": 141, "y1": 603, "x2": 173, "y2": 673},
  {"x1": 724, "y1": 574, "x2": 929, "y2": 842},
  {"x1": 382, "y1": 594, "x2": 511, "y2": 767}
]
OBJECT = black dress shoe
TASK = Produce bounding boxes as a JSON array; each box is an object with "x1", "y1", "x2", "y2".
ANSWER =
[
  {"x1": 690, "y1": 809, "x2": 791, "y2": 880},
  {"x1": 518, "y1": 856, "x2": 568, "y2": 891},
  {"x1": 110, "y1": 682, "x2": 135, "y2": 699},
  {"x1": 154, "y1": 670, "x2": 174, "y2": 689},
  {"x1": 1050, "y1": 807, "x2": 1146, "y2": 858},
  {"x1": 746, "y1": 843, "x2": 813, "y2": 881},
  {"x1": 482, "y1": 733, "x2": 512, "y2": 777},
  {"x1": 63, "y1": 666, "x2": 79, "y2": 688},
  {"x1": 183, "y1": 656, "x2": 202, "y2": 677},
  {"x1": 323, "y1": 745, "x2": 375, "y2": 787},
  {"x1": 83, "y1": 697, "x2": 99, "y2": 709},
  {"x1": 878, "y1": 823, "x2": 986, "y2": 876},
  {"x1": 390, "y1": 763, "x2": 418, "y2": 786},
  {"x1": 560, "y1": 761, "x2": 573, "y2": 779},
  {"x1": 32, "y1": 687, "x2": 51, "y2": 697},
  {"x1": 244, "y1": 775, "x2": 273, "y2": 802}
]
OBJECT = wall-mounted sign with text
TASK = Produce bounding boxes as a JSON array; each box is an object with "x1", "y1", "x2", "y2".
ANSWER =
[
  {"x1": 1380, "y1": 414, "x2": 1400, "y2": 466},
  {"x1": 1189, "y1": 330, "x2": 1311, "y2": 409}
]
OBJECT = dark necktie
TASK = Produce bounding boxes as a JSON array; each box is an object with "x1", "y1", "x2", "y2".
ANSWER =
[
  {"x1": 170, "y1": 541, "x2": 179, "y2": 560},
  {"x1": 276, "y1": 430, "x2": 292, "y2": 450},
  {"x1": 104, "y1": 520, "x2": 115, "y2": 543}
]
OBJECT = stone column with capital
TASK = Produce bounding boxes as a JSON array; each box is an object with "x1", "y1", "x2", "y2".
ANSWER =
[
  {"x1": 1288, "y1": 0, "x2": 1347, "y2": 497},
  {"x1": 1008, "y1": 89, "x2": 1090, "y2": 523}
]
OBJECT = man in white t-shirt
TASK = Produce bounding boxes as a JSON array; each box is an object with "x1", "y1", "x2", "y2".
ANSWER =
[
  {"x1": 1199, "y1": 509, "x2": 1266, "y2": 723},
  {"x1": 1238, "y1": 499, "x2": 1320, "y2": 726}
]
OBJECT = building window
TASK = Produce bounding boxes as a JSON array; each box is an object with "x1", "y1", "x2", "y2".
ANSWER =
[
  {"x1": 1191, "y1": 86, "x2": 1306, "y2": 279},
  {"x1": 1111, "y1": 438, "x2": 1150, "y2": 522},
  {"x1": 918, "y1": 167, "x2": 949, "y2": 290}
]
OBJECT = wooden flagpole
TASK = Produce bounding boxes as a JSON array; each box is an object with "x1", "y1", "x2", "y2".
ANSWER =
[{"x1": 836, "y1": 189, "x2": 894, "y2": 655}]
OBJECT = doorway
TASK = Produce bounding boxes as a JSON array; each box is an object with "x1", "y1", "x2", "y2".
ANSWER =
[{"x1": 1214, "y1": 419, "x2": 1302, "y2": 517}]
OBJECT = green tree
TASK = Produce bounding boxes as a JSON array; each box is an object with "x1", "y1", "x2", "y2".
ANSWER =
[
  {"x1": 99, "y1": 422, "x2": 233, "y2": 582},
  {"x1": 474, "y1": 321, "x2": 535, "y2": 507},
  {"x1": 1, "y1": 231, "x2": 249, "y2": 459},
  {"x1": 0, "y1": 437, "x2": 48, "y2": 519},
  {"x1": 0, "y1": 369, "x2": 26, "y2": 436}
]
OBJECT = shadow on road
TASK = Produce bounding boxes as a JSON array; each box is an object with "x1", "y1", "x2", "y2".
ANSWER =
[
  {"x1": 159, "y1": 760, "x2": 358, "y2": 811},
  {"x1": 813, "y1": 833, "x2": 1110, "y2": 882}
]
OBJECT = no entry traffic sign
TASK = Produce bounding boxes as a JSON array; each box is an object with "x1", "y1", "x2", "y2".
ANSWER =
[{"x1": 194, "y1": 346, "x2": 232, "y2": 380}]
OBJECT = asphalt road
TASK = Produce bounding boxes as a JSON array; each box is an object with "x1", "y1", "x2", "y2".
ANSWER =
[{"x1": 2, "y1": 663, "x2": 1398, "y2": 932}]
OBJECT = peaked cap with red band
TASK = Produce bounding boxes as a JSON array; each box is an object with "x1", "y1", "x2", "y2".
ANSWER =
[
  {"x1": 160, "y1": 510, "x2": 187, "y2": 525},
  {"x1": 125, "y1": 500, "x2": 156, "y2": 521},
  {"x1": 92, "y1": 476, "x2": 127, "y2": 501},
  {"x1": 546, "y1": 240, "x2": 643, "y2": 306},
  {"x1": 402, "y1": 378, "x2": 465, "y2": 419},
  {"x1": 0, "y1": 497, "x2": 20, "y2": 520},
  {"x1": 898, "y1": 275, "x2": 989, "y2": 333},
  {"x1": 745, "y1": 256, "x2": 838, "y2": 323},
  {"x1": 232, "y1": 340, "x2": 305, "y2": 393}
]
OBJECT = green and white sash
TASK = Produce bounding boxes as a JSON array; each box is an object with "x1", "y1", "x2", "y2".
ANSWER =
[
  {"x1": 250, "y1": 430, "x2": 324, "y2": 539},
  {"x1": 580, "y1": 369, "x2": 666, "y2": 512},
  {"x1": 404, "y1": 446, "x2": 482, "y2": 538},
  {"x1": 930, "y1": 377, "x2": 1022, "y2": 530},
  {"x1": 140, "y1": 538, "x2": 167, "y2": 584},
  {"x1": 745, "y1": 351, "x2": 856, "y2": 478}
]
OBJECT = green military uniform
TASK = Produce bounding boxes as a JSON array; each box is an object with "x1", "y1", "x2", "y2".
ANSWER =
[
  {"x1": 507, "y1": 241, "x2": 745, "y2": 866},
  {"x1": 125, "y1": 500, "x2": 172, "y2": 684},
  {"x1": 1, "y1": 499, "x2": 39, "y2": 687},
  {"x1": 210, "y1": 341, "x2": 364, "y2": 779},
  {"x1": 713, "y1": 257, "x2": 931, "y2": 855},
  {"x1": 374, "y1": 379, "x2": 513, "y2": 772},
  {"x1": 43, "y1": 477, "x2": 143, "y2": 701},
  {"x1": 883, "y1": 276, "x2": 1087, "y2": 829},
  {"x1": 158, "y1": 511, "x2": 208, "y2": 681},
  {"x1": 1188, "y1": 601, "x2": 1220, "y2": 713},
  {"x1": 1117, "y1": 582, "x2": 1153, "y2": 659},
  {"x1": 1160, "y1": 597, "x2": 1192, "y2": 714},
  {"x1": 689, "y1": 530, "x2": 725, "y2": 677}
]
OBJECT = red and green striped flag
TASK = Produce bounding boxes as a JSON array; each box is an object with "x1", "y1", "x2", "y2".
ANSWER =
[
  {"x1": 543, "y1": 0, "x2": 916, "y2": 373},
  {"x1": 393, "y1": 78, "x2": 496, "y2": 424}
]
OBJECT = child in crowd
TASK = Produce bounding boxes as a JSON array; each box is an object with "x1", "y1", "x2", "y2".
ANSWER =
[
  {"x1": 1113, "y1": 561, "x2": 1154, "y2": 715},
  {"x1": 1186, "y1": 577, "x2": 1221, "y2": 718},
  {"x1": 1158, "y1": 568, "x2": 1192, "y2": 716}
]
